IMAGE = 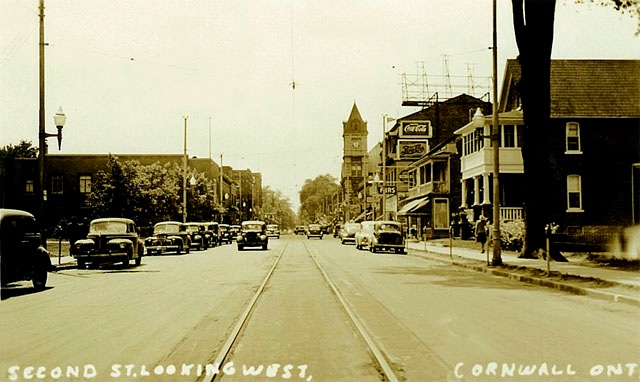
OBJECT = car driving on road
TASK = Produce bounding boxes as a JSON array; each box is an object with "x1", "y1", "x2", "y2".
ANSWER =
[
  {"x1": 73, "y1": 217, "x2": 144, "y2": 268},
  {"x1": 0, "y1": 209, "x2": 52, "y2": 290},
  {"x1": 307, "y1": 224, "x2": 323, "y2": 239},
  {"x1": 266, "y1": 224, "x2": 280, "y2": 238},
  {"x1": 237, "y1": 220, "x2": 268, "y2": 250}
]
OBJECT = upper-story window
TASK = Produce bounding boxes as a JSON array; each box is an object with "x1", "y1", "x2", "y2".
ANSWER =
[
  {"x1": 351, "y1": 163, "x2": 362, "y2": 177},
  {"x1": 566, "y1": 122, "x2": 581, "y2": 153},
  {"x1": 501, "y1": 125, "x2": 519, "y2": 148},
  {"x1": 463, "y1": 129, "x2": 484, "y2": 156},
  {"x1": 25, "y1": 180, "x2": 34, "y2": 194},
  {"x1": 79, "y1": 175, "x2": 92, "y2": 194},
  {"x1": 567, "y1": 174, "x2": 583, "y2": 212},
  {"x1": 51, "y1": 175, "x2": 64, "y2": 195}
]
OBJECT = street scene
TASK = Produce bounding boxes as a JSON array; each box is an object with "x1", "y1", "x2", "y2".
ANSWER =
[
  {"x1": 2, "y1": 236, "x2": 639, "y2": 381},
  {"x1": 2, "y1": 1, "x2": 640, "y2": 381}
]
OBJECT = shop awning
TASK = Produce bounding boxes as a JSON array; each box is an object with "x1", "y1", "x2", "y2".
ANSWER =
[{"x1": 397, "y1": 196, "x2": 430, "y2": 215}]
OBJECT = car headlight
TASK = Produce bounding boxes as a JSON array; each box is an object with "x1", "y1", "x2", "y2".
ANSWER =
[
  {"x1": 260, "y1": 235, "x2": 267, "y2": 240},
  {"x1": 119, "y1": 242, "x2": 127, "y2": 249}
]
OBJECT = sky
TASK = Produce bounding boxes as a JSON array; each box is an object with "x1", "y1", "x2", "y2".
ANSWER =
[{"x1": 1, "y1": 1, "x2": 638, "y2": 212}]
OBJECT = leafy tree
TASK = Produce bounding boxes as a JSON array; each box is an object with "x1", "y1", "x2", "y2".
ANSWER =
[
  {"x1": 0, "y1": 140, "x2": 38, "y2": 159},
  {"x1": 262, "y1": 186, "x2": 296, "y2": 229},
  {"x1": 299, "y1": 174, "x2": 341, "y2": 224},
  {"x1": 88, "y1": 156, "x2": 219, "y2": 227},
  {"x1": 511, "y1": 0, "x2": 638, "y2": 258}
]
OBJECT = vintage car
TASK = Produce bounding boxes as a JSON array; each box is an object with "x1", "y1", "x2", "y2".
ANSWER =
[
  {"x1": 237, "y1": 220, "x2": 268, "y2": 250},
  {"x1": 144, "y1": 221, "x2": 191, "y2": 255},
  {"x1": 0, "y1": 209, "x2": 52, "y2": 290},
  {"x1": 184, "y1": 223, "x2": 206, "y2": 250},
  {"x1": 307, "y1": 224, "x2": 323, "y2": 239},
  {"x1": 294, "y1": 226, "x2": 306, "y2": 235},
  {"x1": 218, "y1": 223, "x2": 232, "y2": 245},
  {"x1": 339, "y1": 222, "x2": 361, "y2": 245},
  {"x1": 74, "y1": 218, "x2": 144, "y2": 268},
  {"x1": 369, "y1": 221, "x2": 406, "y2": 254},
  {"x1": 266, "y1": 224, "x2": 280, "y2": 238},
  {"x1": 229, "y1": 224, "x2": 241, "y2": 240},
  {"x1": 355, "y1": 221, "x2": 376, "y2": 250},
  {"x1": 200, "y1": 222, "x2": 219, "y2": 248}
]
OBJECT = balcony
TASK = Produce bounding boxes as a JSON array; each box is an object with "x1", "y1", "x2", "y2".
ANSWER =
[{"x1": 407, "y1": 181, "x2": 448, "y2": 199}]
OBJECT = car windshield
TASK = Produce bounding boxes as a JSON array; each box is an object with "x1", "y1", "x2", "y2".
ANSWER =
[
  {"x1": 155, "y1": 224, "x2": 180, "y2": 234},
  {"x1": 243, "y1": 223, "x2": 263, "y2": 231},
  {"x1": 378, "y1": 223, "x2": 401, "y2": 232},
  {"x1": 185, "y1": 226, "x2": 200, "y2": 233},
  {"x1": 90, "y1": 221, "x2": 127, "y2": 233}
]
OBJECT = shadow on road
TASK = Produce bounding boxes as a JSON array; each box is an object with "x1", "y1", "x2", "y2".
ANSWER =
[{"x1": 1, "y1": 284, "x2": 52, "y2": 300}]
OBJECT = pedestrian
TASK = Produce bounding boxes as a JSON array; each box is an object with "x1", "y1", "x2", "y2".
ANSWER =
[{"x1": 475, "y1": 215, "x2": 487, "y2": 253}]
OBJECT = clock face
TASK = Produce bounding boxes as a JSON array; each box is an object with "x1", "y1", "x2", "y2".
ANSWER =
[{"x1": 351, "y1": 139, "x2": 360, "y2": 148}]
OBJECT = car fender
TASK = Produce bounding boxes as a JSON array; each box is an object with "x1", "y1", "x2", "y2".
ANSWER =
[
  {"x1": 37, "y1": 246, "x2": 54, "y2": 271},
  {"x1": 107, "y1": 238, "x2": 134, "y2": 252}
]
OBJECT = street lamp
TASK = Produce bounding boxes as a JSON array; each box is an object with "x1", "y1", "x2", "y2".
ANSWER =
[
  {"x1": 39, "y1": 107, "x2": 65, "y2": 229},
  {"x1": 381, "y1": 114, "x2": 395, "y2": 220},
  {"x1": 368, "y1": 173, "x2": 382, "y2": 220}
]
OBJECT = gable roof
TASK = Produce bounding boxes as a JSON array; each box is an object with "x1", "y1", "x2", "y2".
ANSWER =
[{"x1": 502, "y1": 59, "x2": 640, "y2": 118}]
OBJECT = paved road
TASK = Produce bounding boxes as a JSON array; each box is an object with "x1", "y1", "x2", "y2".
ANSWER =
[{"x1": 1, "y1": 235, "x2": 639, "y2": 381}]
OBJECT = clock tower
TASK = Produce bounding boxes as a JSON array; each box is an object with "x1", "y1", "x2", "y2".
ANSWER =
[{"x1": 341, "y1": 102, "x2": 368, "y2": 220}]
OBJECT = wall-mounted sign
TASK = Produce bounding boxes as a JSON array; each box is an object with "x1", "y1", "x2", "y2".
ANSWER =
[
  {"x1": 399, "y1": 120, "x2": 431, "y2": 138},
  {"x1": 378, "y1": 186, "x2": 396, "y2": 195},
  {"x1": 397, "y1": 140, "x2": 429, "y2": 159}
]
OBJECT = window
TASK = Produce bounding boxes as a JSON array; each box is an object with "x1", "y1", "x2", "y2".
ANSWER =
[
  {"x1": 502, "y1": 125, "x2": 517, "y2": 148},
  {"x1": 351, "y1": 164, "x2": 362, "y2": 177},
  {"x1": 566, "y1": 122, "x2": 581, "y2": 153},
  {"x1": 79, "y1": 175, "x2": 92, "y2": 194},
  {"x1": 567, "y1": 175, "x2": 583, "y2": 211},
  {"x1": 25, "y1": 180, "x2": 34, "y2": 194},
  {"x1": 51, "y1": 175, "x2": 64, "y2": 195}
]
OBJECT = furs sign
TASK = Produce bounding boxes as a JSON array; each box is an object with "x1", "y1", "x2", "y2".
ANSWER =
[{"x1": 399, "y1": 120, "x2": 431, "y2": 139}]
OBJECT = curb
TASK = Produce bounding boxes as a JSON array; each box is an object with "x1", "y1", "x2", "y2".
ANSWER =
[{"x1": 409, "y1": 248, "x2": 640, "y2": 307}]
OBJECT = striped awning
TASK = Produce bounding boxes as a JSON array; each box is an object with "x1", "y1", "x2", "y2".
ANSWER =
[{"x1": 397, "y1": 196, "x2": 429, "y2": 215}]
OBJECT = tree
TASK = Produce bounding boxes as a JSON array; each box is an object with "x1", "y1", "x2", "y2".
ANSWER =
[
  {"x1": 262, "y1": 186, "x2": 296, "y2": 229},
  {"x1": 0, "y1": 140, "x2": 38, "y2": 159},
  {"x1": 299, "y1": 174, "x2": 341, "y2": 224},
  {"x1": 511, "y1": 0, "x2": 638, "y2": 257},
  {"x1": 88, "y1": 156, "x2": 219, "y2": 227}
]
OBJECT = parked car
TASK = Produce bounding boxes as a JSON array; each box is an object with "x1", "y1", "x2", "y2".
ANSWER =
[
  {"x1": 307, "y1": 224, "x2": 323, "y2": 239},
  {"x1": 339, "y1": 222, "x2": 361, "y2": 245},
  {"x1": 237, "y1": 221, "x2": 268, "y2": 250},
  {"x1": 0, "y1": 209, "x2": 52, "y2": 290},
  {"x1": 73, "y1": 218, "x2": 144, "y2": 268},
  {"x1": 230, "y1": 225, "x2": 241, "y2": 240},
  {"x1": 144, "y1": 221, "x2": 191, "y2": 255},
  {"x1": 355, "y1": 221, "x2": 375, "y2": 250},
  {"x1": 294, "y1": 226, "x2": 306, "y2": 235},
  {"x1": 184, "y1": 223, "x2": 206, "y2": 250},
  {"x1": 200, "y1": 222, "x2": 219, "y2": 248},
  {"x1": 218, "y1": 224, "x2": 232, "y2": 245},
  {"x1": 369, "y1": 221, "x2": 406, "y2": 254},
  {"x1": 266, "y1": 224, "x2": 280, "y2": 238}
]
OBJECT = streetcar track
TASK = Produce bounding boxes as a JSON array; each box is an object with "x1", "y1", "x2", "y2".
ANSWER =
[
  {"x1": 201, "y1": 241, "x2": 289, "y2": 382},
  {"x1": 303, "y1": 240, "x2": 400, "y2": 382},
  {"x1": 197, "y1": 237, "x2": 400, "y2": 382}
]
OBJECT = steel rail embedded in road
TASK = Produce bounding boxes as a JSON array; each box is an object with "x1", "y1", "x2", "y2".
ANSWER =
[
  {"x1": 303, "y1": 240, "x2": 400, "y2": 382},
  {"x1": 202, "y1": 241, "x2": 288, "y2": 382}
]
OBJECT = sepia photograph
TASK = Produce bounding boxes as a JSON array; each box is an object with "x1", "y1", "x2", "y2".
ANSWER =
[{"x1": 1, "y1": 1, "x2": 639, "y2": 381}]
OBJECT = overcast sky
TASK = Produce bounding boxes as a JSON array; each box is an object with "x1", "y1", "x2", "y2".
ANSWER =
[{"x1": 1, "y1": 1, "x2": 638, "y2": 212}]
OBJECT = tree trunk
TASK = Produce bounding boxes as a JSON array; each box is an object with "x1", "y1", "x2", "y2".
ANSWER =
[{"x1": 512, "y1": 0, "x2": 566, "y2": 260}]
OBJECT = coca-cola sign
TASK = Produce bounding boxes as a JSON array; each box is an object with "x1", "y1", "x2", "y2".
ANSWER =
[
  {"x1": 399, "y1": 120, "x2": 431, "y2": 138},
  {"x1": 397, "y1": 140, "x2": 429, "y2": 159}
]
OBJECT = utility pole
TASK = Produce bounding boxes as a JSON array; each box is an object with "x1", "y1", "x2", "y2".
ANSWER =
[
  {"x1": 491, "y1": 0, "x2": 502, "y2": 265},
  {"x1": 183, "y1": 116, "x2": 188, "y2": 223},
  {"x1": 37, "y1": 0, "x2": 46, "y2": 224}
]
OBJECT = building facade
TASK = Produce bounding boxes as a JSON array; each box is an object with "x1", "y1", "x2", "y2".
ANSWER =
[{"x1": 340, "y1": 102, "x2": 368, "y2": 221}]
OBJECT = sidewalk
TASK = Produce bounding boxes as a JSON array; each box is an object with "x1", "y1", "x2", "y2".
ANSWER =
[{"x1": 407, "y1": 239, "x2": 640, "y2": 307}]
